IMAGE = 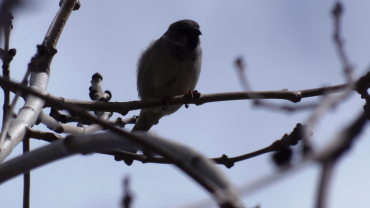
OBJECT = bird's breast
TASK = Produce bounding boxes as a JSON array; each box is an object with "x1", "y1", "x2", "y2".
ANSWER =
[{"x1": 154, "y1": 45, "x2": 202, "y2": 97}]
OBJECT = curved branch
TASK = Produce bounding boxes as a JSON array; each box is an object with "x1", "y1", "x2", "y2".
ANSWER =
[
  {"x1": 0, "y1": 0, "x2": 78, "y2": 162},
  {"x1": 0, "y1": 132, "x2": 245, "y2": 208}
]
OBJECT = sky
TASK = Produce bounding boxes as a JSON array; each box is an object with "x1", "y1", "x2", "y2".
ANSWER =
[{"x1": 1, "y1": 0, "x2": 370, "y2": 208}]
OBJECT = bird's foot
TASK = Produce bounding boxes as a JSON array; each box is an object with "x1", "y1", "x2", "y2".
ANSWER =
[
  {"x1": 185, "y1": 90, "x2": 201, "y2": 108},
  {"x1": 185, "y1": 90, "x2": 201, "y2": 99}
]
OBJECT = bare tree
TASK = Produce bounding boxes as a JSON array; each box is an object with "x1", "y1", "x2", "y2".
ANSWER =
[{"x1": 0, "y1": 1, "x2": 369, "y2": 208}]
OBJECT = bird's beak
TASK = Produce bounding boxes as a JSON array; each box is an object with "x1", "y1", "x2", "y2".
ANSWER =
[{"x1": 191, "y1": 27, "x2": 202, "y2": 36}]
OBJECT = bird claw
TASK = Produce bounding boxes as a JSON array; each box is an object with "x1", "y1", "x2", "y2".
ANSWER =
[
  {"x1": 184, "y1": 90, "x2": 201, "y2": 109},
  {"x1": 185, "y1": 90, "x2": 201, "y2": 99}
]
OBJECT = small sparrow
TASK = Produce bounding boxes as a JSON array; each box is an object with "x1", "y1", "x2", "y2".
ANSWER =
[
  {"x1": 132, "y1": 19, "x2": 202, "y2": 132},
  {"x1": 125, "y1": 20, "x2": 202, "y2": 165}
]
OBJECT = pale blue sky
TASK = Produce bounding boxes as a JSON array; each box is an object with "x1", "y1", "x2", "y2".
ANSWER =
[{"x1": 1, "y1": 1, "x2": 370, "y2": 208}]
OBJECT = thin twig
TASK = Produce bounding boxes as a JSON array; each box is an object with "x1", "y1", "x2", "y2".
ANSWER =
[
  {"x1": 27, "y1": 127, "x2": 64, "y2": 142},
  {"x1": 303, "y1": 2, "x2": 356, "y2": 155},
  {"x1": 48, "y1": 109, "x2": 136, "y2": 126},
  {"x1": 109, "y1": 116, "x2": 136, "y2": 128},
  {"x1": 107, "y1": 147, "x2": 275, "y2": 166},
  {"x1": 49, "y1": 108, "x2": 93, "y2": 124},
  {"x1": 315, "y1": 161, "x2": 335, "y2": 208},
  {"x1": 183, "y1": 110, "x2": 368, "y2": 208},
  {"x1": 110, "y1": 123, "x2": 305, "y2": 168},
  {"x1": 39, "y1": 110, "x2": 111, "y2": 135},
  {"x1": 235, "y1": 57, "x2": 344, "y2": 113},
  {"x1": 121, "y1": 177, "x2": 133, "y2": 208},
  {"x1": 22, "y1": 136, "x2": 30, "y2": 208},
  {"x1": 242, "y1": 110, "x2": 367, "y2": 198},
  {"x1": 28, "y1": 137, "x2": 283, "y2": 166},
  {"x1": 41, "y1": 84, "x2": 350, "y2": 115},
  {"x1": 332, "y1": 2, "x2": 353, "y2": 81}
]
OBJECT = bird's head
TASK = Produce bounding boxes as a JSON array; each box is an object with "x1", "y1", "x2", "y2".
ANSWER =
[{"x1": 163, "y1": 19, "x2": 202, "y2": 50}]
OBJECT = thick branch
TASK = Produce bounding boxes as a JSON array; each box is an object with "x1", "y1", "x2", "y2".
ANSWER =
[
  {"x1": 0, "y1": 0, "x2": 78, "y2": 162},
  {"x1": 0, "y1": 132, "x2": 245, "y2": 207},
  {"x1": 0, "y1": 11, "x2": 16, "y2": 124}
]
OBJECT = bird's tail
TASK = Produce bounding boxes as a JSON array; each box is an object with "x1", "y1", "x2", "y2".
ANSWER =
[
  {"x1": 131, "y1": 110, "x2": 161, "y2": 132},
  {"x1": 123, "y1": 110, "x2": 161, "y2": 165}
]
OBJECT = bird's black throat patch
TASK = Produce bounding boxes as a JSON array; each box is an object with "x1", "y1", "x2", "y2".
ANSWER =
[{"x1": 187, "y1": 36, "x2": 199, "y2": 50}]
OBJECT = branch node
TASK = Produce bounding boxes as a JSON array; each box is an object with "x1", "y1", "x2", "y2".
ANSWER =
[
  {"x1": 271, "y1": 123, "x2": 309, "y2": 150},
  {"x1": 272, "y1": 147, "x2": 292, "y2": 167},
  {"x1": 121, "y1": 177, "x2": 133, "y2": 208},
  {"x1": 92, "y1": 72, "x2": 102, "y2": 81},
  {"x1": 293, "y1": 92, "x2": 302, "y2": 103},
  {"x1": 89, "y1": 73, "x2": 112, "y2": 102},
  {"x1": 59, "y1": 0, "x2": 81, "y2": 11},
  {"x1": 332, "y1": 2, "x2": 343, "y2": 18},
  {"x1": 220, "y1": 154, "x2": 234, "y2": 169},
  {"x1": 355, "y1": 71, "x2": 370, "y2": 119}
]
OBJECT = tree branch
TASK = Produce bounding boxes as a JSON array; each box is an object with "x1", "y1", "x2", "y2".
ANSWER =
[
  {"x1": 0, "y1": 0, "x2": 78, "y2": 162},
  {"x1": 47, "y1": 108, "x2": 136, "y2": 127},
  {"x1": 39, "y1": 108, "x2": 112, "y2": 135},
  {"x1": 22, "y1": 135, "x2": 30, "y2": 208},
  {"x1": 27, "y1": 127, "x2": 64, "y2": 142},
  {"x1": 315, "y1": 161, "x2": 335, "y2": 208},
  {"x1": 109, "y1": 123, "x2": 306, "y2": 168},
  {"x1": 0, "y1": 11, "x2": 16, "y2": 124},
  {"x1": 181, "y1": 109, "x2": 368, "y2": 208},
  {"x1": 302, "y1": 2, "x2": 356, "y2": 155},
  {"x1": 44, "y1": 84, "x2": 349, "y2": 115},
  {"x1": 121, "y1": 177, "x2": 133, "y2": 208},
  {"x1": 0, "y1": 132, "x2": 245, "y2": 208},
  {"x1": 234, "y1": 57, "x2": 334, "y2": 112},
  {"x1": 237, "y1": 110, "x2": 368, "y2": 200},
  {"x1": 0, "y1": 0, "x2": 22, "y2": 144},
  {"x1": 0, "y1": 76, "x2": 245, "y2": 207}
]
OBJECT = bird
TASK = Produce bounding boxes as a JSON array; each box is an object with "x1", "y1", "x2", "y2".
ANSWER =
[
  {"x1": 125, "y1": 20, "x2": 202, "y2": 165},
  {"x1": 133, "y1": 19, "x2": 202, "y2": 132}
]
